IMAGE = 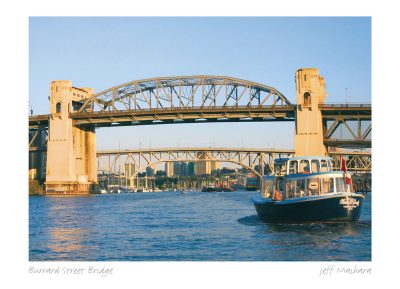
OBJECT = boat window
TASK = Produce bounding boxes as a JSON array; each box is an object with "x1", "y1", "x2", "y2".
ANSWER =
[
  {"x1": 311, "y1": 160, "x2": 320, "y2": 173},
  {"x1": 335, "y1": 177, "x2": 345, "y2": 193},
  {"x1": 289, "y1": 161, "x2": 298, "y2": 174},
  {"x1": 276, "y1": 178, "x2": 285, "y2": 192},
  {"x1": 275, "y1": 163, "x2": 287, "y2": 176},
  {"x1": 286, "y1": 180, "x2": 296, "y2": 199},
  {"x1": 308, "y1": 178, "x2": 320, "y2": 196},
  {"x1": 321, "y1": 178, "x2": 335, "y2": 194},
  {"x1": 327, "y1": 160, "x2": 333, "y2": 171},
  {"x1": 299, "y1": 160, "x2": 310, "y2": 173},
  {"x1": 321, "y1": 160, "x2": 328, "y2": 172},
  {"x1": 296, "y1": 179, "x2": 306, "y2": 197},
  {"x1": 262, "y1": 179, "x2": 274, "y2": 198}
]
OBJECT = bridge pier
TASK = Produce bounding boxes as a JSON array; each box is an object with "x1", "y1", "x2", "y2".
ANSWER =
[
  {"x1": 45, "y1": 80, "x2": 98, "y2": 195},
  {"x1": 294, "y1": 68, "x2": 328, "y2": 156}
]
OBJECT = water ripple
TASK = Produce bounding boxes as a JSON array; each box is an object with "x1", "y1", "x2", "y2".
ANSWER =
[{"x1": 29, "y1": 191, "x2": 371, "y2": 261}]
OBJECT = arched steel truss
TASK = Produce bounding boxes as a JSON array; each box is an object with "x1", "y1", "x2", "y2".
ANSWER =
[
  {"x1": 96, "y1": 148, "x2": 295, "y2": 178},
  {"x1": 77, "y1": 75, "x2": 292, "y2": 113}
]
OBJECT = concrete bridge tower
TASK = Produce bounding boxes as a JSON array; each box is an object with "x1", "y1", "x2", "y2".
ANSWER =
[
  {"x1": 45, "y1": 80, "x2": 97, "y2": 194},
  {"x1": 294, "y1": 68, "x2": 328, "y2": 156}
]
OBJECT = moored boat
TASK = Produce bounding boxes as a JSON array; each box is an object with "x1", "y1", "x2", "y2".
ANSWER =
[
  {"x1": 246, "y1": 177, "x2": 258, "y2": 191},
  {"x1": 252, "y1": 156, "x2": 364, "y2": 223}
]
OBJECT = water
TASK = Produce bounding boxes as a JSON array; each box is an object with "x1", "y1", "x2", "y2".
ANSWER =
[{"x1": 29, "y1": 191, "x2": 371, "y2": 261}]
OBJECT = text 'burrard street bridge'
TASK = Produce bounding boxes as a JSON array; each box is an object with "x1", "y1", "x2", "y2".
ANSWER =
[{"x1": 29, "y1": 68, "x2": 371, "y2": 194}]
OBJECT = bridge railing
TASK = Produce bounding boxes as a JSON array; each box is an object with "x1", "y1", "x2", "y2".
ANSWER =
[{"x1": 319, "y1": 103, "x2": 371, "y2": 108}]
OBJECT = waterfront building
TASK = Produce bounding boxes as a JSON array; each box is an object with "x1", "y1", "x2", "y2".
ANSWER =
[
  {"x1": 165, "y1": 162, "x2": 174, "y2": 177},
  {"x1": 211, "y1": 161, "x2": 220, "y2": 172},
  {"x1": 173, "y1": 162, "x2": 182, "y2": 176},
  {"x1": 146, "y1": 164, "x2": 156, "y2": 176},
  {"x1": 173, "y1": 161, "x2": 197, "y2": 176},
  {"x1": 188, "y1": 162, "x2": 196, "y2": 176}
]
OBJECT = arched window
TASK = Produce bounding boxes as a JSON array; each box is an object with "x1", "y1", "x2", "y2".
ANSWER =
[
  {"x1": 56, "y1": 102, "x2": 62, "y2": 113},
  {"x1": 303, "y1": 92, "x2": 311, "y2": 107}
]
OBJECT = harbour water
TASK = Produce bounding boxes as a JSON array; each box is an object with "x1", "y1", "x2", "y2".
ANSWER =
[{"x1": 29, "y1": 191, "x2": 371, "y2": 261}]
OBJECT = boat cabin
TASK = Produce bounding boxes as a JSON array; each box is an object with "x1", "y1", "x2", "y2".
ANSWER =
[
  {"x1": 261, "y1": 156, "x2": 352, "y2": 201},
  {"x1": 274, "y1": 156, "x2": 333, "y2": 176}
]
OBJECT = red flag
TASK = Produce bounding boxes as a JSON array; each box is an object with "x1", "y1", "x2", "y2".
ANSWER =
[{"x1": 340, "y1": 156, "x2": 351, "y2": 185}]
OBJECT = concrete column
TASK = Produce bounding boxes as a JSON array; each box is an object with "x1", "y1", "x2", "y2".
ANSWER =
[{"x1": 294, "y1": 68, "x2": 328, "y2": 156}]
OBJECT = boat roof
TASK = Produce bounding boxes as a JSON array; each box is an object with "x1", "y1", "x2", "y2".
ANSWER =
[
  {"x1": 274, "y1": 156, "x2": 332, "y2": 164},
  {"x1": 263, "y1": 171, "x2": 346, "y2": 179}
]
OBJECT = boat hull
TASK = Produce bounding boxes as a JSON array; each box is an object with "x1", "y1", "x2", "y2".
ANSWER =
[{"x1": 253, "y1": 193, "x2": 364, "y2": 223}]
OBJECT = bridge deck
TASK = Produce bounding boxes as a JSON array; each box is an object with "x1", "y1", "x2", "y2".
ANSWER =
[
  {"x1": 29, "y1": 104, "x2": 371, "y2": 148},
  {"x1": 29, "y1": 104, "x2": 371, "y2": 128},
  {"x1": 70, "y1": 105, "x2": 296, "y2": 127}
]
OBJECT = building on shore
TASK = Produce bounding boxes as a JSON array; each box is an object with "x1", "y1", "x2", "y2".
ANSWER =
[
  {"x1": 211, "y1": 161, "x2": 220, "y2": 172},
  {"x1": 172, "y1": 161, "x2": 196, "y2": 176},
  {"x1": 165, "y1": 162, "x2": 174, "y2": 177},
  {"x1": 146, "y1": 164, "x2": 156, "y2": 176}
]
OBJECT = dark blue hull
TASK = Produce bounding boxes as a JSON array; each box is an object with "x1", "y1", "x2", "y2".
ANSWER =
[{"x1": 253, "y1": 193, "x2": 364, "y2": 223}]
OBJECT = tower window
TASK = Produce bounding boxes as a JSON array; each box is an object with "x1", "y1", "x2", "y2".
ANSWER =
[
  {"x1": 303, "y1": 92, "x2": 311, "y2": 107},
  {"x1": 56, "y1": 102, "x2": 62, "y2": 113},
  {"x1": 304, "y1": 74, "x2": 307, "y2": 82}
]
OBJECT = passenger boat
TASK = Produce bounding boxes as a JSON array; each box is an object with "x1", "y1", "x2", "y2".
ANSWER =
[{"x1": 252, "y1": 156, "x2": 364, "y2": 223}]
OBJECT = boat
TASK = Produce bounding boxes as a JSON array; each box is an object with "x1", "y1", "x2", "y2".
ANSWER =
[
  {"x1": 201, "y1": 186, "x2": 216, "y2": 192},
  {"x1": 112, "y1": 186, "x2": 129, "y2": 194},
  {"x1": 136, "y1": 187, "x2": 150, "y2": 193},
  {"x1": 100, "y1": 188, "x2": 109, "y2": 194},
  {"x1": 201, "y1": 186, "x2": 234, "y2": 192},
  {"x1": 246, "y1": 177, "x2": 258, "y2": 191},
  {"x1": 252, "y1": 156, "x2": 364, "y2": 223}
]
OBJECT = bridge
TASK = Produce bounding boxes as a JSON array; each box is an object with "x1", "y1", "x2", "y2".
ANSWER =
[
  {"x1": 96, "y1": 147, "x2": 371, "y2": 177},
  {"x1": 96, "y1": 147, "x2": 295, "y2": 179},
  {"x1": 28, "y1": 68, "x2": 371, "y2": 194}
]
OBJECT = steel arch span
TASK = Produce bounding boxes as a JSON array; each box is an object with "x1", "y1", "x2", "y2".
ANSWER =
[
  {"x1": 77, "y1": 75, "x2": 292, "y2": 113},
  {"x1": 96, "y1": 147, "x2": 295, "y2": 179}
]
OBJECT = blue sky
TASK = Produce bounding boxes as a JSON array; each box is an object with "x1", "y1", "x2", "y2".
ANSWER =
[{"x1": 29, "y1": 17, "x2": 371, "y2": 150}]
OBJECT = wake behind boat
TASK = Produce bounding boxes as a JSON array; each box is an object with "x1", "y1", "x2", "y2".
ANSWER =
[{"x1": 252, "y1": 156, "x2": 364, "y2": 223}]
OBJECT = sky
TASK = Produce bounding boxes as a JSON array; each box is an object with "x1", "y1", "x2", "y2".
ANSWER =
[{"x1": 29, "y1": 17, "x2": 371, "y2": 151}]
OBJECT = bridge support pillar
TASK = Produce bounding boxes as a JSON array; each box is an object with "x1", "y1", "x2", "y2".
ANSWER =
[
  {"x1": 45, "y1": 80, "x2": 98, "y2": 195},
  {"x1": 294, "y1": 68, "x2": 328, "y2": 156},
  {"x1": 29, "y1": 152, "x2": 41, "y2": 180}
]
